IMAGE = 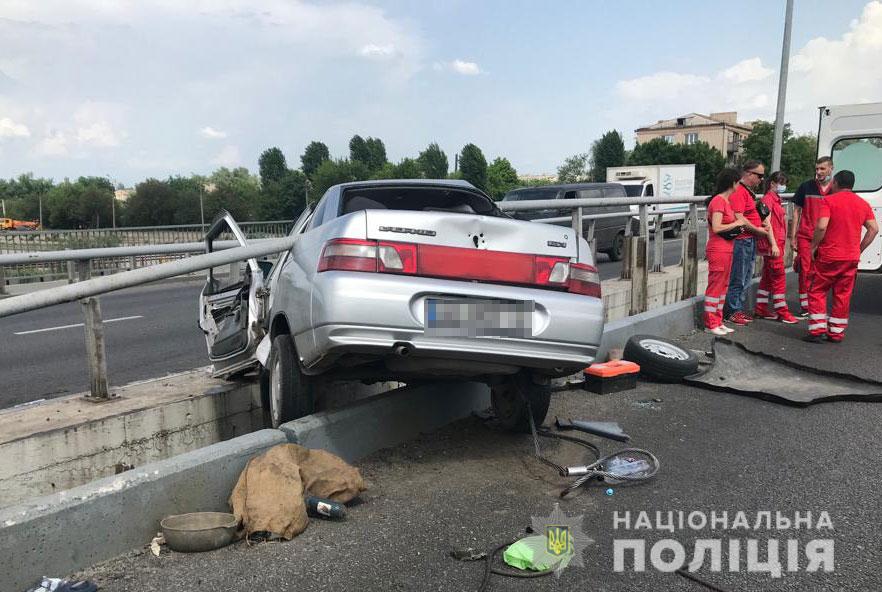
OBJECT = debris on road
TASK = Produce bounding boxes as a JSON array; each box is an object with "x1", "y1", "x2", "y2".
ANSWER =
[
  {"x1": 149, "y1": 534, "x2": 164, "y2": 557},
  {"x1": 229, "y1": 444, "x2": 365, "y2": 541},
  {"x1": 305, "y1": 495, "x2": 346, "y2": 520},
  {"x1": 583, "y1": 360, "x2": 639, "y2": 394},
  {"x1": 25, "y1": 577, "x2": 97, "y2": 592},
  {"x1": 623, "y1": 334, "x2": 700, "y2": 381},
  {"x1": 160, "y1": 512, "x2": 237, "y2": 553}
]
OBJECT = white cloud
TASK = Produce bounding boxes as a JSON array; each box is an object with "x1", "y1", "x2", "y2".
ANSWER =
[
  {"x1": 200, "y1": 126, "x2": 228, "y2": 140},
  {"x1": 615, "y1": 72, "x2": 709, "y2": 102},
  {"x1": 359, "y1": 43, "x2": 397, "y2": 59},
  {"x1": 212, "y1": 144, "x2": 241, "y2": 167},
  {"x1": 720, "y1": 57, "x2": 773, "y2": 84},
  {"x1": 449, "y1": 59, "x2": 481, "y2": 75},
  {"x1": 0, "y1": 116, "x2": 30, "y2": 138},
  {"x1": 34, "y1": 129, "x2": 68, "y2": 156}
]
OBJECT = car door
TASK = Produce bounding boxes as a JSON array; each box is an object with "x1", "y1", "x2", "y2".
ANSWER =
[{"x1": 198, "y1": 211, "x2": 267, "y2": 378}]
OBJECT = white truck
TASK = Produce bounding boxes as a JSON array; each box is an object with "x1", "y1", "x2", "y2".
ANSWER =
[
  {"x1": 816, "y1": 102, "x2": 882, "y2": 272},
  {"x1": 606, "y1": 164, "x2": 695, "y2": 237}
]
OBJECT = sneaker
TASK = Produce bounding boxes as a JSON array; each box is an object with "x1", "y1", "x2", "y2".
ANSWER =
[
  {"x1": 741, "y1": 312, "x2": 754, "y2": 322},
  {"x1": 796, "y1": 310, "x2": 810, "y2": 319},
  {"x1": 721, "y1": 325, "x2": 735, "y2": 334},
  {"x1": 754, "y1": 308, "x2": 777, "y2": 320},
  {"x1": 705, "y1": 326, "x2": 729, "y2": 336},
  {"x1": 777, "y1": 311, "x2": 799, "y2": 324},
  {"x1": 824, "y1": 334, "x2": 843, "y2": 344},
  {"x1": 802, "y1": 334, "x2": 825, "y2": 343},
  {"x1": 727, "y1": 312, "x2": 751, "y2": 326}
]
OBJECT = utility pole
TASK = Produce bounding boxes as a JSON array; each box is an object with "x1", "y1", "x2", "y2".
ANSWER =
[
  {"x1": 771, "y1": 0, "x2": 794, "y2": 172},
  {"x1": 1, "y1": 199, "x2": 5, "y2": 216},
  {"x1": 39, "y1": 195, "x2": 43, "y2": 228},
  {"x1": 199, "y1": 184, "x2": 206, "y2": 229}
]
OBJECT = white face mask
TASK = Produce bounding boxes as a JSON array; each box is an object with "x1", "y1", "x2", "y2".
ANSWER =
[{"x1": 776, "y1": 184, "x2": 787, "y2": 193}]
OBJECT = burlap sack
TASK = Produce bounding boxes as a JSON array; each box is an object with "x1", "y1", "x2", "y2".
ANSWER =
[{"x1": 229, "y1": 444, "x2": 366, "y2": 540}]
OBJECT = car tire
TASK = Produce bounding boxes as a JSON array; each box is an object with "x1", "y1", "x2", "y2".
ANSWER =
[
  {"x1": 491, "y1": 372, "x2": 551, "y2": 433},
  {"x1": 623, "y1": 334, "x2": 699, "y2": 381},
  {"x1": 666, "y1": 220, "x2": 682, "y2": 238},
  {"x1": 607, "y1": 232, "x2": 625, "y2": 262},
  {"x1": 263, "y1": 334, "x2": 316, "y2": 428}
]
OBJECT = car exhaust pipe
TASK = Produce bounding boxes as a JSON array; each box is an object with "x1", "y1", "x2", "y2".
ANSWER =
[{"x1": 393, "y1": 343, "x2": 413, "y2": 357}]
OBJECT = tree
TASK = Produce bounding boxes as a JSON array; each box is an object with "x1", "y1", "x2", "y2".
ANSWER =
[
  {"x1": 125, "y1": 179, "x2": 177, "y2": 226},
  {"x1": 311, "y1": 159, "x2": 371, "y2": 198},
  {"x1": 557, "y1": 153, "x2": 590, "y2": 184},
  {"x1": 589, "y1": 130, "x2": 626, "y2": 181},
  {"x1": 257, "y1": 169, "x2": 307, "y2": 220},
  {"x1": 0, "y1": 173, "x2": 54, "y2": 223},
  {"x1": 203, "y1": 167, "x2": 260, "y2": 221},
  {"x1": 627, "y1": 138, "x2": 725, "y2": 195},
  {"x1": 418, "y1": 142, "x2": 448, "y2": 178},
  {"x1": 741, "y1": 120, "x2": 816, "y2": 187},
  {"x1": 458, "y1": 143, "x2": 488, "y2": 191},
  {"x1": 300, "y1": 141, "x2": 330, "y2": 178},
  {"x1": 486, "y1": 157, "x2": 519, "y2": 199},
  {"x1": 258, "y1": 147, "x2": 288, "y2": 186},
  {"x1": 364, "y1": 137, "x2": 388, "y2": 172},
  {"x1": 45, "y1": 177, "x2": 114, "y2": 228},
  {"x1": 393, "y1": 157, "x2": 422, "y2": 179},
  {"x1": 349, "y1": 135, "x2": 370, "y2": 164}
]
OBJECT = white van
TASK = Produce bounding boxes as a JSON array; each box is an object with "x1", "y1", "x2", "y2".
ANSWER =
[{"x1": 817, "y1": 103, "x2": 882, "y2": 271}]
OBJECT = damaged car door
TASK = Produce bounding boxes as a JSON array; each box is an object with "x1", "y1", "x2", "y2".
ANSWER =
[{"x1": 198, "y1": 211, "x2": 267, "y2": 378}]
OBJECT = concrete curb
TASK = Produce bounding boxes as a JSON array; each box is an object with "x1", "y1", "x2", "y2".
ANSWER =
[
  {"x1": 280, "y1": 382, "x2": 490, "y2": 462},
  {"x1": 0, "y1": 429, "x2": 287, "y2": 592},
  {"x1": 599, "y1": 295, "x2": 702, "y2": 359}
]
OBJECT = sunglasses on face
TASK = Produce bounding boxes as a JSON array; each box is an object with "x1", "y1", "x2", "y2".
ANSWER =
[{"x1": 749, "y1": 170, "x2": 765, "y2": 178}]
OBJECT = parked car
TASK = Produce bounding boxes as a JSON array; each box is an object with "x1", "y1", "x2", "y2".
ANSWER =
[
  {"x1": 198, "y1": 180, "x2": 604, "y2": 432},
  {"x1": 501, "y1": 183, "x2": 632, "y2": 261}
]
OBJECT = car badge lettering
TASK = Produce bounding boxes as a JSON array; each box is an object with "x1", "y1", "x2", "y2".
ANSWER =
[
  {"x1": 378, "y1": 226, "x2": 436, "y2": 237},
  {"x1": 547, "y1": 241, "x2": 567, "y2": 248}
]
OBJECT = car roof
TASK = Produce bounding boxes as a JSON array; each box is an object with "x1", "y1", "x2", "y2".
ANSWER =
[
  {"x1": 508, "y1": 182, "x2": 623, "y2": 192},
  {"x1": 331, "y1": 179, "x2": 479, "y2": 192}
]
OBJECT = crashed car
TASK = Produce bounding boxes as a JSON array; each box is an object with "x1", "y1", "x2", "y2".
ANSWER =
[{"x1": 199, "y1": 180, "x2": 604, "y2": 431}]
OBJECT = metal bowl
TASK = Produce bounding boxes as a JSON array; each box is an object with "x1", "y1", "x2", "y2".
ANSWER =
[{"x1": 160, "y1": 512, "x2": 238, "y2": 553}]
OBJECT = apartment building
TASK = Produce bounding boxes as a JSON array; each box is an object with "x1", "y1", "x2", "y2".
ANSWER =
[{"x1": 634, "y1": 112, "x2": 754, "y2": 163}]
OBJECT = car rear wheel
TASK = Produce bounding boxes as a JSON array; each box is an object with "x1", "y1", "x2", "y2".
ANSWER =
[
  {"x1": 491, "y1": 372, "x2": 551, "y2": 433},
  {"x1": 262, "y1": 334, "x2": 316, "y2": 428},
  {"x1": 666, "y1": 220, "x2": 682, "y2": 238},
  {"x1": 606, "y1": 232, "x2": 625, "y2": 261},
  {"x1": 622, "y1": 334, "x2": 699, "y2": 381}
]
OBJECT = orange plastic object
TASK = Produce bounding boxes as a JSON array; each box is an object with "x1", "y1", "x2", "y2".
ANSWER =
[{"x1": 584, "y1": 360, "x2": 640, "y2": 378}]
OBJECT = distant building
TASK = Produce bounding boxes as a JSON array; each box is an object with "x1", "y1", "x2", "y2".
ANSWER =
[
  {"x1": 634, "y1": 112, "x2": 754, "y2": 164},
  {"x1": 114, "y1": 188, "x2": 135, "y2": 202}
]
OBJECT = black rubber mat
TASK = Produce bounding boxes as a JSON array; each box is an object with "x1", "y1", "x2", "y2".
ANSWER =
[{"x1": 685, "y1": 338, "x2": 882, "y2": 406}]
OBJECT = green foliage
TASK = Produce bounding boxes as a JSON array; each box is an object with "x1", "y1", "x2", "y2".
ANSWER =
[
  {"x1": 394, "y1": 157, "x2": 422, "y2": 179},
  {"x1": 589, "y1": 130, "x2": 626, "y2": 181},
  {"x1": 45, "y1": 177, "x2": 115, "y2": 228},
  {"x1": 740, "y1": 120, "x2": 817, "y2": 188},
  {"x1": 258, "y1": 147, "x2": 288, "y2": 186},
  {"x1": 125, "y1": 179, "x2": 180, "y2": 226},
  {"x1": 628, "y1": 138, "x2": 725, "y2": 194},
  {"x1": 300, "y1": 141, "x2": 330, "y2": 178},
  {"x1": 418, "y1": 142, "x2": 448, "y2": 179},
  {"x1": 0, "y1": 173, "x2": 53, "y2": 222},
  {"x1": 557, "y1": 153, "x2": 590, "y2": 184},
  {"x1": 349, "y1": 135, "x2": 369, "y2": 164},
  {"x1": 203, "y1": 167, "x2": 260, "y2": 221},
  {"x1": 311, "y1": 159, "x2": 371, "y2": 199},
  {"x1": 486, "y1": 157, "x2": 519, "y2": 200},
  {"x1": 349, "y1": 135, "x2": 387, "y2": 173},
  {"x1": 458, "y1": 143, "x2": 488, "y2": 191}
]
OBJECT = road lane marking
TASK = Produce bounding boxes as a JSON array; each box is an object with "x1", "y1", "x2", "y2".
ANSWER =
[{"x1": 14, "y1": 315, "x2": 143, "y2": 335}]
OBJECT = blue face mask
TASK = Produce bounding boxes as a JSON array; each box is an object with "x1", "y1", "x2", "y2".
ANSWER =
[
  {"x1": 822, "y1": 174, "x2": 832, "y2": 183},
  {"x1": 776, "y1": 184, "x2": 787, "y2": 193}
]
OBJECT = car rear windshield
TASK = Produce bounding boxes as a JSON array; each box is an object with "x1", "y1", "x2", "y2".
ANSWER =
[
  {"x1": 340, "y1": 186, "x2": 502, "y2": 217},
  {"x1": 502, "y1": 189, "x2": 558, "y2": 201}
]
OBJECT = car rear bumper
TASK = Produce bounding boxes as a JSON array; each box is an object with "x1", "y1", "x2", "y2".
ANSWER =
[{"x1": 301, "y1": 271, "x2": 603, "y2": 371}]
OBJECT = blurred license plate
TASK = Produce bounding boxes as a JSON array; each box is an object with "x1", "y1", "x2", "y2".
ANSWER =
[{"x1": 425, "y1": 298, "x2": 533, "y2": 337}]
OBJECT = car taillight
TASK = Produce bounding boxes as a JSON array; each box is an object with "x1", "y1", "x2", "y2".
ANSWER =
[
  {"x1": 317, "y1": 239, "x2": 377, "y2": 272},
  {"x1": 568, "y1": 263, "x2": 601, "y2": 297},
  {"x1": 318, "y1": 238, "x2": 601, "y2": 298}
]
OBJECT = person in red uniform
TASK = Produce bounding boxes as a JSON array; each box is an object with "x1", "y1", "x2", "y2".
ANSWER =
[
  {"x1": 724, "y1": 160, "x2": 774, "y2": 326},
  {"x1": 754, "y1": 171, "x2": 798, "y2": 323},
  {"x1": 790, "y1": 156, "x2": 835, "y2": 316},
  {"x1": 804, "y1": 170, "x2": 878, "y2": 343},
  {"x1": 704, "y1": 168, "x2": 745, "y2": 335}
]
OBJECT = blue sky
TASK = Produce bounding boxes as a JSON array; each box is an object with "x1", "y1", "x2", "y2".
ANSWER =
[{"x1": 0, "y1": 0, "x2": 880, "y2": 184}]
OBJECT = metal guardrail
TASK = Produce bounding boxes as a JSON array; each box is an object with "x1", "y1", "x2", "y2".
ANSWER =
[{"x1": 0, "y1": 193, "x2": 793, "y2": 402}]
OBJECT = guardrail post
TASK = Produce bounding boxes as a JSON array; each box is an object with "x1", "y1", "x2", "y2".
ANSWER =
[
  {"x1": 571, "y1": 206, "x2": 583, "y2": 239},
  {"x1": 620, "y1": 210, "x2": 635, "y2": 280},
  {"x1": 651, "y1": 212, "x2": 664, "y2": 272},
  {"x1": 0, "y1": 265, "x2": 6, "y2": 295},
  {"x1": 586, "y1": 219, "x2": 596, "y2": 258},
  {"x1": 67, "y1": 259, "x2": 76, "y2": 284},
  {"x1": 76, "y1": 259, "x2": 113, "y2": 401},
  {"x1": 682, "y1": 203, "x2": 699, "y2": 299},
  {"x1": 629, "y1": 205, "x2": 649, "y2": 315}
]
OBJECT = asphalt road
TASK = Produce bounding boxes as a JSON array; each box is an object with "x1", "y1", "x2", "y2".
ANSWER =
[
  {"x1": 595, "y1": 226, "x2": 707, "y2": 280},
  {"x1": 0, "y1": 280, "x2": 208, "y2": 409},
  {"x1": 78, "y1": 280, "x2": 882, "y2": 590}
]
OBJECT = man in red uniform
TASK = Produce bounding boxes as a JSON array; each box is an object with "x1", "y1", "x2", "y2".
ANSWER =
[
  {"x1": 790, "y1": 156, "x2": 834, "y2": 316},
  {"x1": 804, "y1": 170, "x2": 878, "y2": 343}
]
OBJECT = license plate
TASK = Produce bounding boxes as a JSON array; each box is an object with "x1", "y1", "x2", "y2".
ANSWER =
[{"x1": 424, "y1": 298, "x2": 533, "y2": 337}]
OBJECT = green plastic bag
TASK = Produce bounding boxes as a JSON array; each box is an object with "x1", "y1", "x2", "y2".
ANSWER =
[{"x1": 503, "y1": 535, "x2": 573, "y2": 571}]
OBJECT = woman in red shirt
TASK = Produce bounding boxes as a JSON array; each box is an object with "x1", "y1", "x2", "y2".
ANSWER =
[
  {"x1": 754, "y1": 172, "x2": 798, "y2": 323},
  {"x1": 704, "y1": 169, "x2": 745, "y2": 335}
]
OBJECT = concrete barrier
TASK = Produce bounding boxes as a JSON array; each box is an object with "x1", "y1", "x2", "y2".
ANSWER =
[
  {"x1": 280, "y1": 381, "x2": 490, "y2": 462},
  {"x1": 0, "y1": 428, "x2": 287, "y2": 592}
]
